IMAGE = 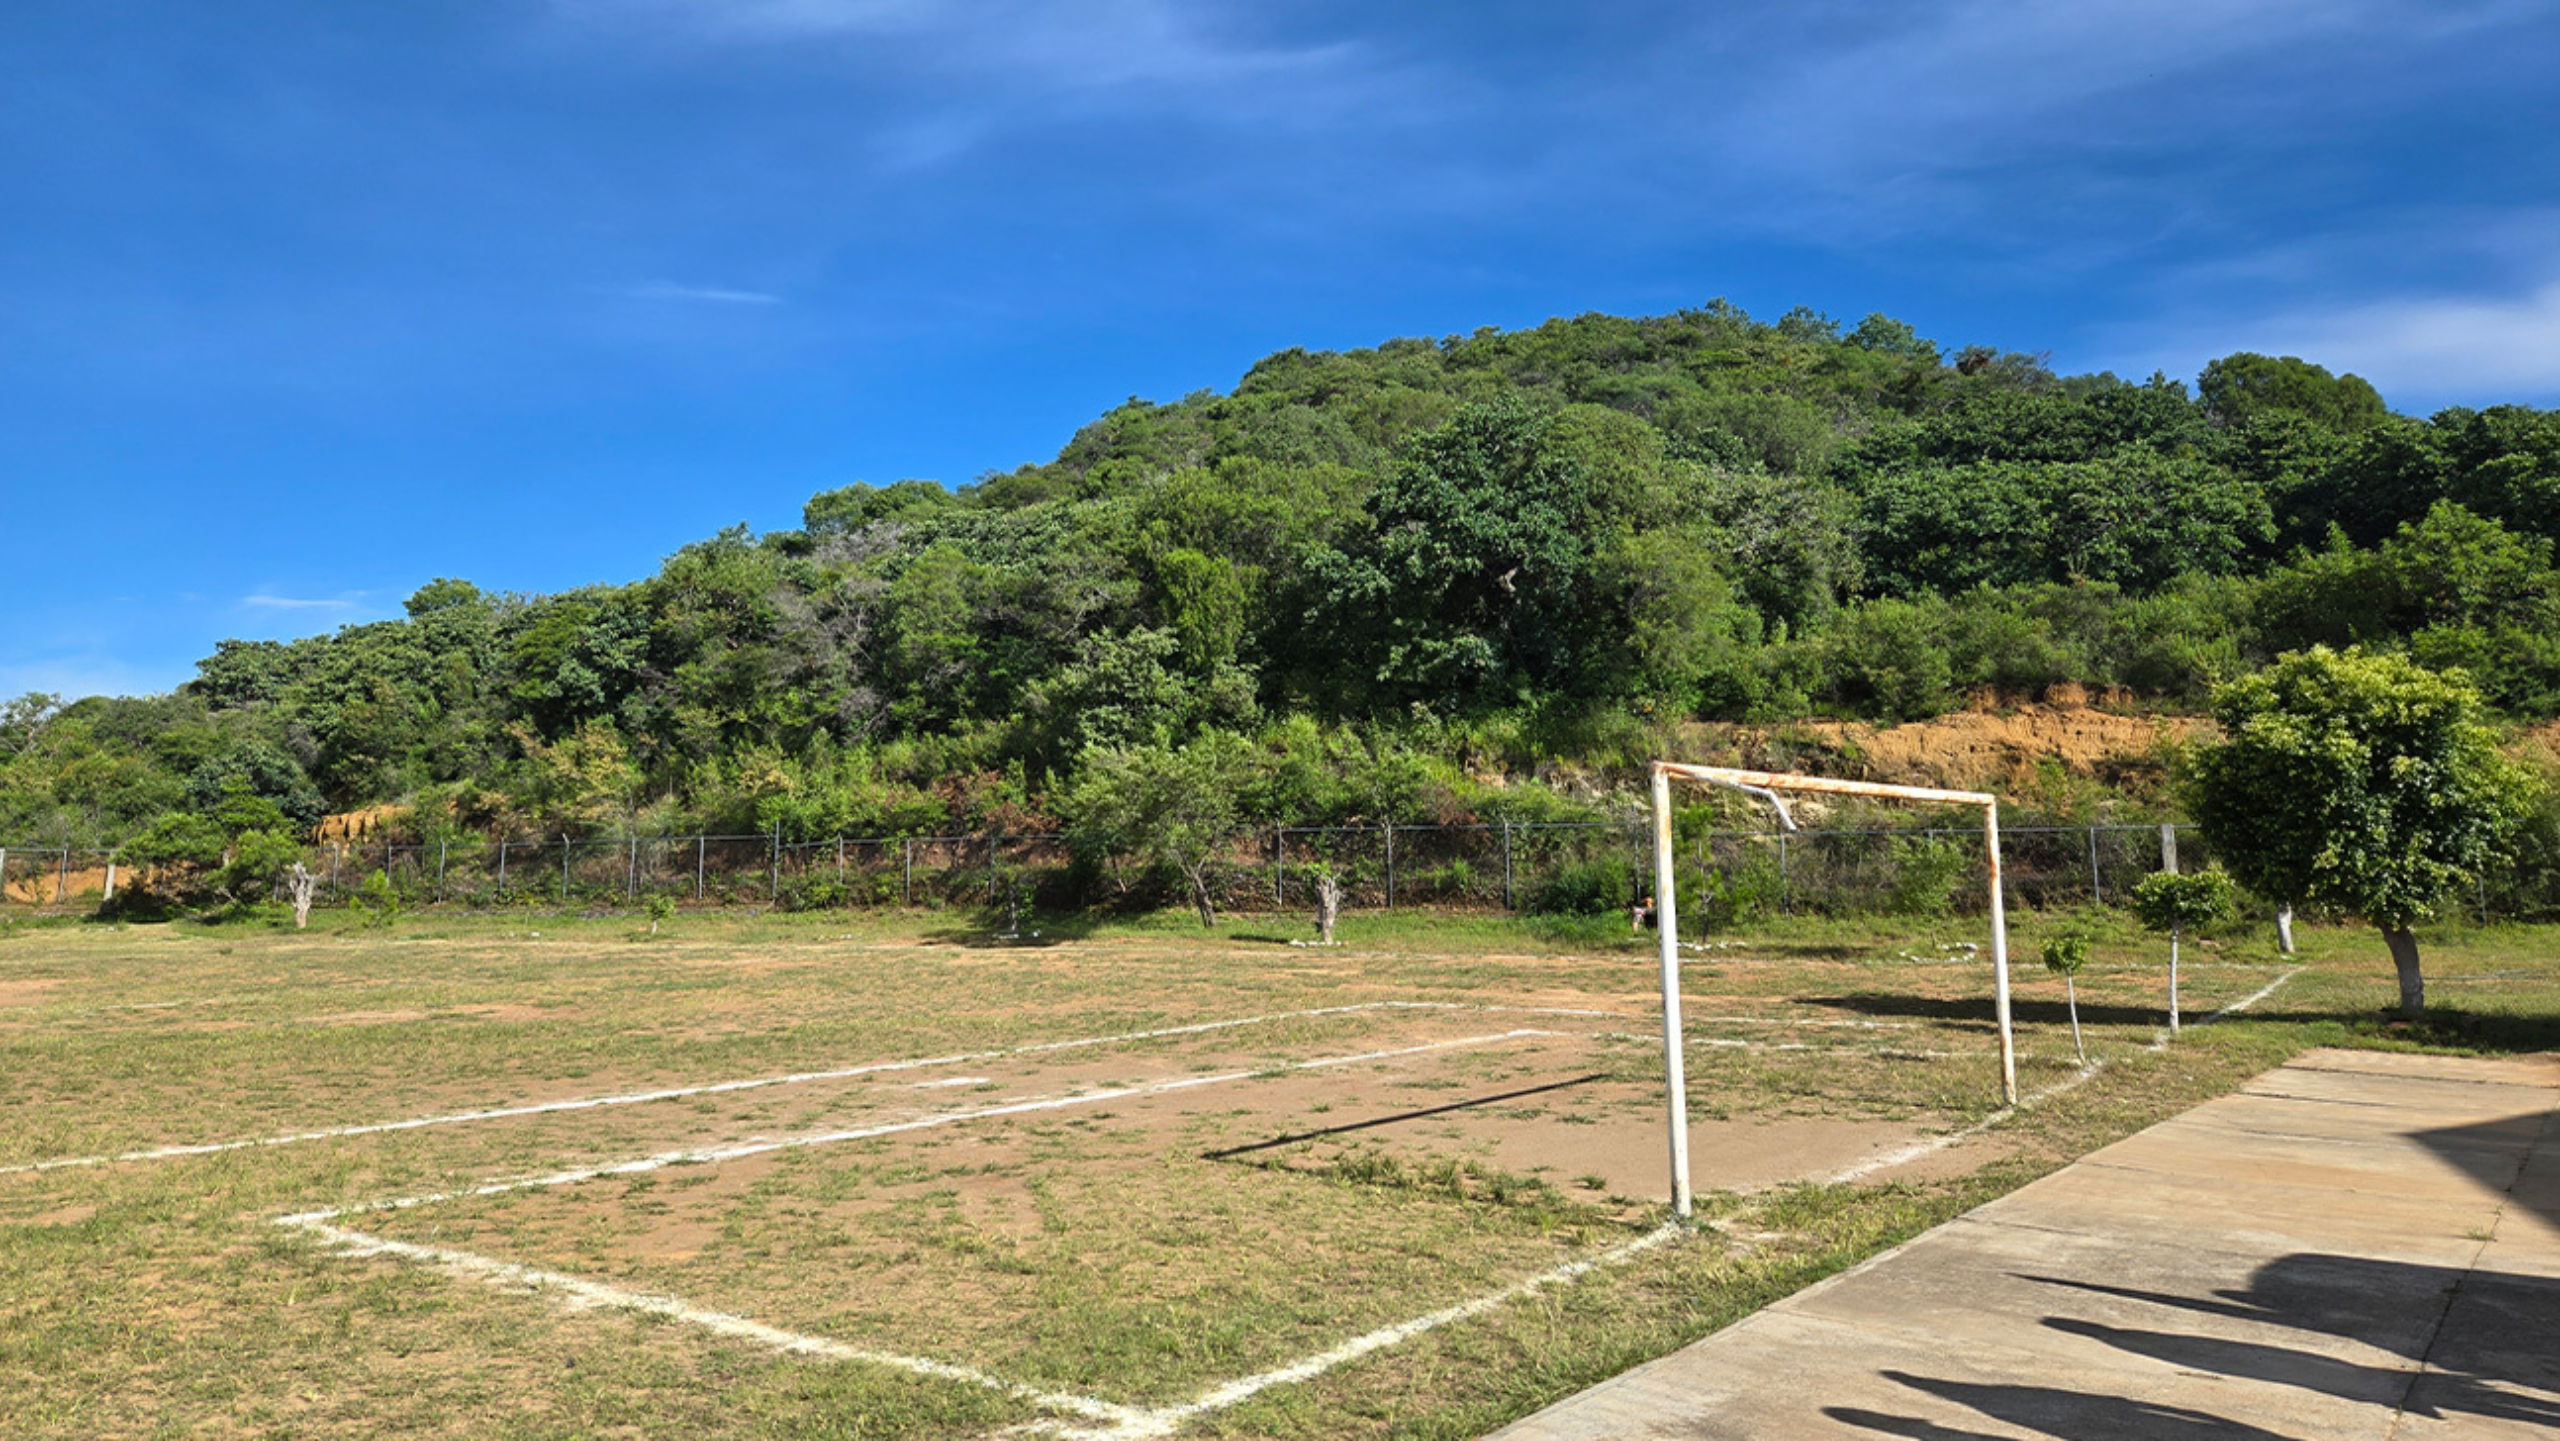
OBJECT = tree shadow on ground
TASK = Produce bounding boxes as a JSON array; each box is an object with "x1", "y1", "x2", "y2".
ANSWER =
[
  {"x1": 1832, "y1": 1374, "x2": 2319, "y2": 1439},
  {"x1": 1798, "y1": 991, "x2": 2560, "y2": 1051},
  {"x1": 919, "y1": 910, "x2": 1108, "y2": 948},
  {"x1": 2000, "y1": 1247, "x2": 2560, "y2": 1436}
]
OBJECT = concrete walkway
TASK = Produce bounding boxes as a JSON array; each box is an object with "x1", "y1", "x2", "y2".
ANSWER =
[{"x1": 1487, "y1": 1048, "x2": 2560, "y2": 1440}]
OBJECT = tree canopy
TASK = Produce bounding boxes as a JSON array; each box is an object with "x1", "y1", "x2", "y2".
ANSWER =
[
  {"x1": 7, "y1": 302, "x2": 2560, "y2": 866},
  {"x1": 2189, "y1": 647, "x2": 2536, "y2": 1014}
]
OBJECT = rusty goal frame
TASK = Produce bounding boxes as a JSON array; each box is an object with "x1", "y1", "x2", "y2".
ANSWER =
[{"x1": 1648, "y1": 763, "x2": 2017, "y2": 1217}]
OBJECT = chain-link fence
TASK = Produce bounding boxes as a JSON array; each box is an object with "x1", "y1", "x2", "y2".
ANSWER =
[
  {"x1": 11, "y1": 819, "x2": 2461, "y2": 923},
  {"x1": 8, "y1": 818, "x2": 2534, "y2": 922}
]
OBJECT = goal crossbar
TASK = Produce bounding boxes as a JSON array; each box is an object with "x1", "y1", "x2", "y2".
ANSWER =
[{"x1": 1648, "y1": 763, "x2": 2017, "y2": 1217}]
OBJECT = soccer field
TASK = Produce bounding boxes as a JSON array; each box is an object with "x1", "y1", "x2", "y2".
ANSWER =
[{"x1": 0, "y1": 909, "x2": 2545, "y2": 1439}]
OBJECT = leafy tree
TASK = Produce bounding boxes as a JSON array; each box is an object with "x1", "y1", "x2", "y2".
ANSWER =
[
  {"x1": 2130, "y1": 868, "x2": 2234, "y2": 1033},
  {"x1": 1858, "y1": 450, "x2": 2271, "y2": 594},
  {"x1": 802, "y1": 479, "x2": 958, "y2": 535},
  {"x1": 1062, "y1": 735, "x2": 1255, "y2": 927},
  {"x1": 2039, "y1": 928, "x2": 2092, "y2": 1063},
  {"x1": 2199, "y1": 352, "x2": 2387, "y2": 433},
  {"x1": 2189, "y1": 648, "x2": 2535, "y2": 1016}
]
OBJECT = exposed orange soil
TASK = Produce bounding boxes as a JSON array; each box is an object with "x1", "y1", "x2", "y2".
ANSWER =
[
  {"x1": 314, "y1": 804, "x2": 407, "y2": 844},
  {"x1": 1756, "y1": 702, "x2": 2202, "y2": 794}
]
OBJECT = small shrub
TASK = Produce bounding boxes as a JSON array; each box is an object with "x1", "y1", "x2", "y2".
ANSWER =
[
  {"x1": 1886, "y1": 836, "x2": 1972, "y2": 917},
  {"x1": 351, "y1": 871, "x2": 403, "y2": 928},
  {"x1": 1528, "y1": 856, "x2": 1636, "y2": 917},
  {"x1": 644, "y1": 894, "x2": 677, "y2": 935},
  {"x1": 775, "y1": 875, "x2": 850, "y2": 912}
]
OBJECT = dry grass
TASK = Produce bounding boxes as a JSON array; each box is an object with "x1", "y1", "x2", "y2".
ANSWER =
[{"x1": 0, "y1": 904, "x2": 2551, "y2": 1439}]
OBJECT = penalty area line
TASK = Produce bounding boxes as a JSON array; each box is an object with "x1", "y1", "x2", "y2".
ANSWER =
[
  {"x1": 278, "y1": 1207, "x2": 1687, "y2": 1441},
  {"x1": 1819, "y1": 967, "x2": 2303, "y2": 1187},
  {"x1": 279, "y1": 1029, "x2": 1561, "y2": 1223},
  {"x1": 1, "y1": 999, "x2": 1597, "y2": 1177}
]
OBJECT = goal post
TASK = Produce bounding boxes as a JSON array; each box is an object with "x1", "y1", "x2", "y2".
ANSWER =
[{"x1": 1648, "y1": 762, "x2": 2017, "y2": 1217}]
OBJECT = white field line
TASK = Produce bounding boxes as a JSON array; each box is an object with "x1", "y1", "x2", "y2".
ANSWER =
[
  {"x1": 278, "y1": 1030, "x2": 1558, "y2": 1224},
  {"x1": 285, "y1": 1209, "x2": 1684, "y2": 1441},
  {"x1": 284, "y1": 1219, "x2": 1150, "y2": 1430},
  {"x1": 1017, "y1": 1221, "x2": 1692, "y2": 1441},
  {"x1": 1583, "y1": 1029, "x2": 1966, "y2": 1059},
  {"x1": 0, "y1": 1000, "x2": 1607, "y2": 1177},
  {"x1": 1818, "y1": 967, "x2": 2303, "y2": 1187},
  {"x1": 1689, "y1": 1015, "x2": 1921, "y2": 1030},
  {"x1": 275, "y1": 1023, "x2": 1677, "y2": 1439}
]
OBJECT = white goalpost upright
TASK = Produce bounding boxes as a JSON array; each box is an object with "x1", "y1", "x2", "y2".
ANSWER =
[{"x1": 1648, "y1": 763, "x2": 2017, "y2": 1217}]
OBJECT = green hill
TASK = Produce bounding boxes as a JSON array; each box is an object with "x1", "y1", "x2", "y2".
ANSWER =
[{"x1": 7, "y1": 302, "x2": 2559, "y2": 850}]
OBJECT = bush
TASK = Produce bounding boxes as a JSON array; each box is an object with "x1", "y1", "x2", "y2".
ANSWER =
[
  {"x1": 351, "y1": 871, "x2": 403, "y2": 928},
  {"x1": 1885, "y1": 835, "x2": 1973, "y2": 916},
  {"x1": 1527, "y1": 856, "x2": 1636, "y2": 917},
  {"x1": 775, "y1": 874, "x2": 852, "y2": 912},
  {"x1": 1686, "y1": 855, "x2": 1784, "y2": 928}
]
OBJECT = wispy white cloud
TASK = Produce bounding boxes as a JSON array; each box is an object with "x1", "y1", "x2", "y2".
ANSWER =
[
  {"x1": 1646, "y1": 0, "x2": 2541, "y2": 251},
  {"x1": 619, "y1": 281, "x2": 784, "y2": 304},
  {"x1": 2171, "y1": 282, "x2": 2560, "y2": 402},
  {"x1": 239, "y1": 592, "x2": 362, "y2": 612},
  {"x1": 553, "y1": 0, "x2": 1384, "y2": 128}
]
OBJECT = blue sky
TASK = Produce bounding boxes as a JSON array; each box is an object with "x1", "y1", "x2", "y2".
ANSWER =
[{"x1": 4, "y1": 0, "x2": 2556, "y2": 699}]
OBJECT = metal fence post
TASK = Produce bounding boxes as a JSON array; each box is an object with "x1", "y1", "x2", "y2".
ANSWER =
[
  {"x1": 1384, "y1": 823, "x2": 1395, "y2": 911},
  {"x1": 2087, "y1": 826, "x2": 2103, "y2": 904},
  {"x1": 58, "y1": 847, "x2": 69, "y2": 903},
  {"x1": 695, "y1": 834, "x2": 705, "y2": 901},
  {"x1": 2160, "y1": 822, "x2": 2178, "y2": 875},
  {"x1": 987, "y1": 832, "x2": 999, "y2": 905},
  {"x1": 1778, "y1": 833, "x2": 1791, "y2": 914},
  {"x1": 561, "y1": 835, "x2": 570, "y2": 901},
  {"x1": 903, "y1": 839, "x2": 913, "y2": 906},
  {"x1": 769, "y1": 825, "x2": 780, "y2": 902},
  {"x1": 627, "y1": 835, "x2": 638, "y2": 902},
  {"x1": 1501, "y1": 820, "x2": 1514, "y2": 910},
  {"x1": 331, "y1": 843, "x2": 342, "y2": 900},
  {"x1": 1273, "y1": 828, "x2": 1283, "y2": 907},
  {"x1": 837, "y1": 836, "x2": 846, "y2": 885},
  {"x1": 497, "y1": 839, "x2": 508, "y2": 894}
]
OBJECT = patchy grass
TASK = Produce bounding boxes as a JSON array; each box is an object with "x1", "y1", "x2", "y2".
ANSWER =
[{"x1": 0, "y1": 907, "x2": 2550, "y2": 1439}]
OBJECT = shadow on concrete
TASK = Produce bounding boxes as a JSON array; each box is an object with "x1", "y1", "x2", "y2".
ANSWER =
[
  {"x1": 2008, "y1": 1250, "x2": 2560, "y2": 1433},
  {"x1": 2422, "y1": 1111, "x2": 2560, "y2": 1230},
  {"x1": 1835, "y1": 1372, "x2": 2318, "y2": 1439}
]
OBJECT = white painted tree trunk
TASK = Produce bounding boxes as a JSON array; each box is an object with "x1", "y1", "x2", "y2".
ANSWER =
[
  {"x1": 2385, "y1": 927, "x2": 2425, "y2": 1017},
  {"x1": 2065, "y1": 973, "x2": 2085, "y2": 1066},
  {"x1": 2168, "y1": 927, "x2": 2182, "y2": 1034},
  {"x1": 2276, "y1": 904, "x2": 2296, "y2": 955},
  {"x1": 286, "y1": 862, "x2": 316, "y2": 930},
  {"x1": 1314, "y1": 872, "x2": 1342, "y2": 945}
]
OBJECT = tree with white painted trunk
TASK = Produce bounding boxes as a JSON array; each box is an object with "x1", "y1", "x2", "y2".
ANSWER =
[
  {"x1": 2039, "y1": 929, "x2": 2092, "y2": 1065},
  {"x1": 1312, "y1": 866, "x2": 1343, "y2": 944},
  {"x1": 2132, "y1": 868, "x2": 2233, "y2": 1034},
  {"x1": 2190, "y1": 646, "x2": 2535, "y2": 1018},
  {"x1": 284, "y1": 861, "x2": 316, "y2": 929}
]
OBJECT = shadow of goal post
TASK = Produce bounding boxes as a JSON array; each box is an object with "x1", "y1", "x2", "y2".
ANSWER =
[{"x1": 1648, "y1": 762, "x2": 2018, "y2": 1218}]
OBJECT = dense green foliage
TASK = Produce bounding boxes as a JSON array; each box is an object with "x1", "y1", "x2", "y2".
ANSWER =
[
  {"x1": 7, "y1": 303, "x2": 2559, "y2": 850},
  {"x1": 2190, "y1": 647, "x2": 2534, "y2": 927},
  {"x1": 2129, "y1": 869, "x2": 2237, "y2": 936}
]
